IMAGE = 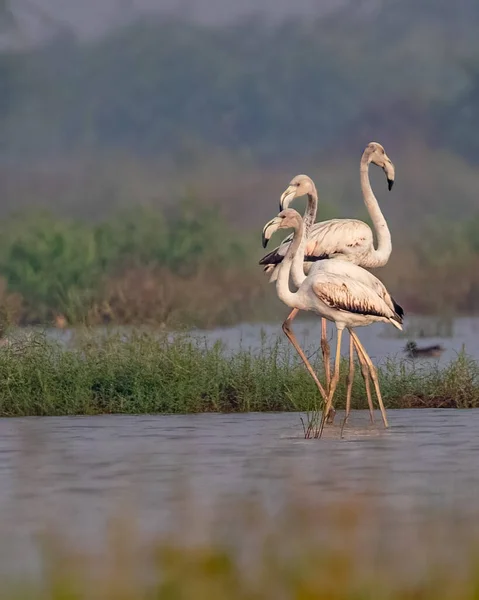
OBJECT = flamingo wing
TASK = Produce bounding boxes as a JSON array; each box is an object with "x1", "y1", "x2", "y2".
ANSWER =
[
  {"x1": 259, "y1": 218, "x2": 373, "y2": 268},
  {"x1": 311, "y1": 272, "x2": 403, "y2": 325}
]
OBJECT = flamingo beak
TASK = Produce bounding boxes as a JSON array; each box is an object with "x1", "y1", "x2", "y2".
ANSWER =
[
  {"x1": 279, "y1": 185, "x2": 297, "y2": 212},
  {"x1": 262, "y1": 216, "x2": 282, "y2": 248},
  {"x1": 383, "y1": 156, "x2": 395, "y2": 191}
]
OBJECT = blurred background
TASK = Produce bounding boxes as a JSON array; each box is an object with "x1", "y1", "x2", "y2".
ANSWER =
[{"x1": 1, "y1": 0, "x2": 479, "y2": 329}]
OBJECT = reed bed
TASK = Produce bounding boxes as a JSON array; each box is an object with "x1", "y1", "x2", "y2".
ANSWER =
[{"x1": 0, "y1": 329, "x2": 477, "y2": 416}]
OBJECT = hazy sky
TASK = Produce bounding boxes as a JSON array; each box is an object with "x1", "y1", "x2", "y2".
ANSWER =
[{"x1": 9, "y1": 0, "x2": 348, "y2": 41}]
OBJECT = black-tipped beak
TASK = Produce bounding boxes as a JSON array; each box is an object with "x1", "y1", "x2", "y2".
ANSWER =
[
  {"x1": 262, "y1": 217, "x2": 280, "y2": 248},
  {"x1": 279, "y1": 186, "x2": 296, "y2": 211},
  {"x1": 383, "y1": 156, "x2": 395, "y2": 191}
]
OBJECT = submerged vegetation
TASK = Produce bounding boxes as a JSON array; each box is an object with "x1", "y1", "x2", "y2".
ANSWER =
[{"x1": 0, "y1": 330, "x2": 476, "y2": 417}]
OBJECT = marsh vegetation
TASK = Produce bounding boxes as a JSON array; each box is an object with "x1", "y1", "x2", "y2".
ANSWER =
[{"x1": 0, "y1": 330, "x2": 474, "y2": 416}]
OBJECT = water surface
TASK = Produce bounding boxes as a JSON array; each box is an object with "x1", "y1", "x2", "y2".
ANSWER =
[
  {"x1": 0, "y1": 409, "x2": 478, "y2": 575},
  {"x1": 192, "y1": 316, "x2": 479, "y2": 365},
  {"x1": 37, "y1": 315, "x2": 479, "y2": 365}
]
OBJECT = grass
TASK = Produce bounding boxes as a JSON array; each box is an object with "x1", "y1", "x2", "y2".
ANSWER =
[{"x1": 0, "y1": 329, "x2": 477, "y2": 416}]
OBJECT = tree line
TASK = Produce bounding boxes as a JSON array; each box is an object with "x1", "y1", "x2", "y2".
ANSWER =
[{"x1": 1, "y1": 0, "x2": 479, "y2": 163}]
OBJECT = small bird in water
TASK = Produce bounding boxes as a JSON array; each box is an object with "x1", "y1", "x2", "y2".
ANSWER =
[{"x1": 404, "y1": 341, "x2": 444, "y2": 359}]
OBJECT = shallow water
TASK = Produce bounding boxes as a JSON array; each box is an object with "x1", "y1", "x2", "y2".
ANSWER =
[
  {"x1": 1, "y1": 409, "x2": 479, "y2": 575},
  {"x1": 2, "y1": 314, "x2": 473, "y2": 380},
  {"x1": 191, "y1": 316, "x2": 479, "y2": 366},
  {"x1": 37, "y1": 315, "x2": 479, "y2": 366},
  {"x1": 1, "y1": 318, "x2": 479, "y2": 577}
]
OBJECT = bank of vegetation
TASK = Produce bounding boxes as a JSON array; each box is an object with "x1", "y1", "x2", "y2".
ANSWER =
[{"x1": 0, "y1": 331, "x2": 475, "y2": 416}]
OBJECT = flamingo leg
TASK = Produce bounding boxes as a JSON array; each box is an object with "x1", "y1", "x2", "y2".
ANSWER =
[
  {"x1": 351, "y1": 334, "x2": 375, "y2": 424},
  {"x1": 285, "y1": 308, "x2": 299, "y2": 326},
  {"x1": 321, "y1": 318, "x2": 335, "y2": 424},
  {"x1": 319, "y1": 328, "x2": 343, "y2": 438},
  {"x1": 321, "y1": 318, "x2": 331, "y2": 391},
  {"x1": 282, "y1": 315, "x2": 328, "y2": 408},
  {"x1": 349, "y1": 330, "x2": 389, "y2": 429},
  {"x1": 341, "y1": 334, "x2": 355, "y2": 438}
]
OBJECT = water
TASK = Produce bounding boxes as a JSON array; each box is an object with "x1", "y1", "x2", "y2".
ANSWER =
[
  {"x1": 1, "y1": 410, "x2": 479, "y2": 575},
  {"x1": 1, "y1": 317, "x2": 479, "y2": 577},
  {"x1": 26, "y1": 315, "x2": 479, "y2": 366},
  {"x1": 191, "y1": 316, "x2": 479, "y2": 365}
]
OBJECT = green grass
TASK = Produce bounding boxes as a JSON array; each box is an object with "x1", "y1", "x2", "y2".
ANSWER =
[{"x1": 0, "y1": 329, "x2": 477, "y2": 416}]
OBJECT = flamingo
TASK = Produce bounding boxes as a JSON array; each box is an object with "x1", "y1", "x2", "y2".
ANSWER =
[
  {"x1": 262, "y1": 207, "x2": 404, "y2": 436},
  {"x1": 260, "y1": 143, "x2": 395, "y2": 412}
]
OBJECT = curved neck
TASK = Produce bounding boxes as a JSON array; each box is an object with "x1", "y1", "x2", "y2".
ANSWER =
[
  {"x1": 360, "y1": 157, "x2": 391, "y2": 268},
  {"x1": 302, "y1": 190, "x2": 317, "y2": 230},
  {"x1": 291, "y1": 190, "x2": 316, "y2": 287},
  {"x1": 276, "y1": 218, "x2": 306, "y2": 309}
]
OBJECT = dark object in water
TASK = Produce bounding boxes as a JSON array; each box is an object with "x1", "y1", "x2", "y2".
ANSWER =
[{"x1": 404, "y1": 341, "x2": 444, "y2": 359}]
